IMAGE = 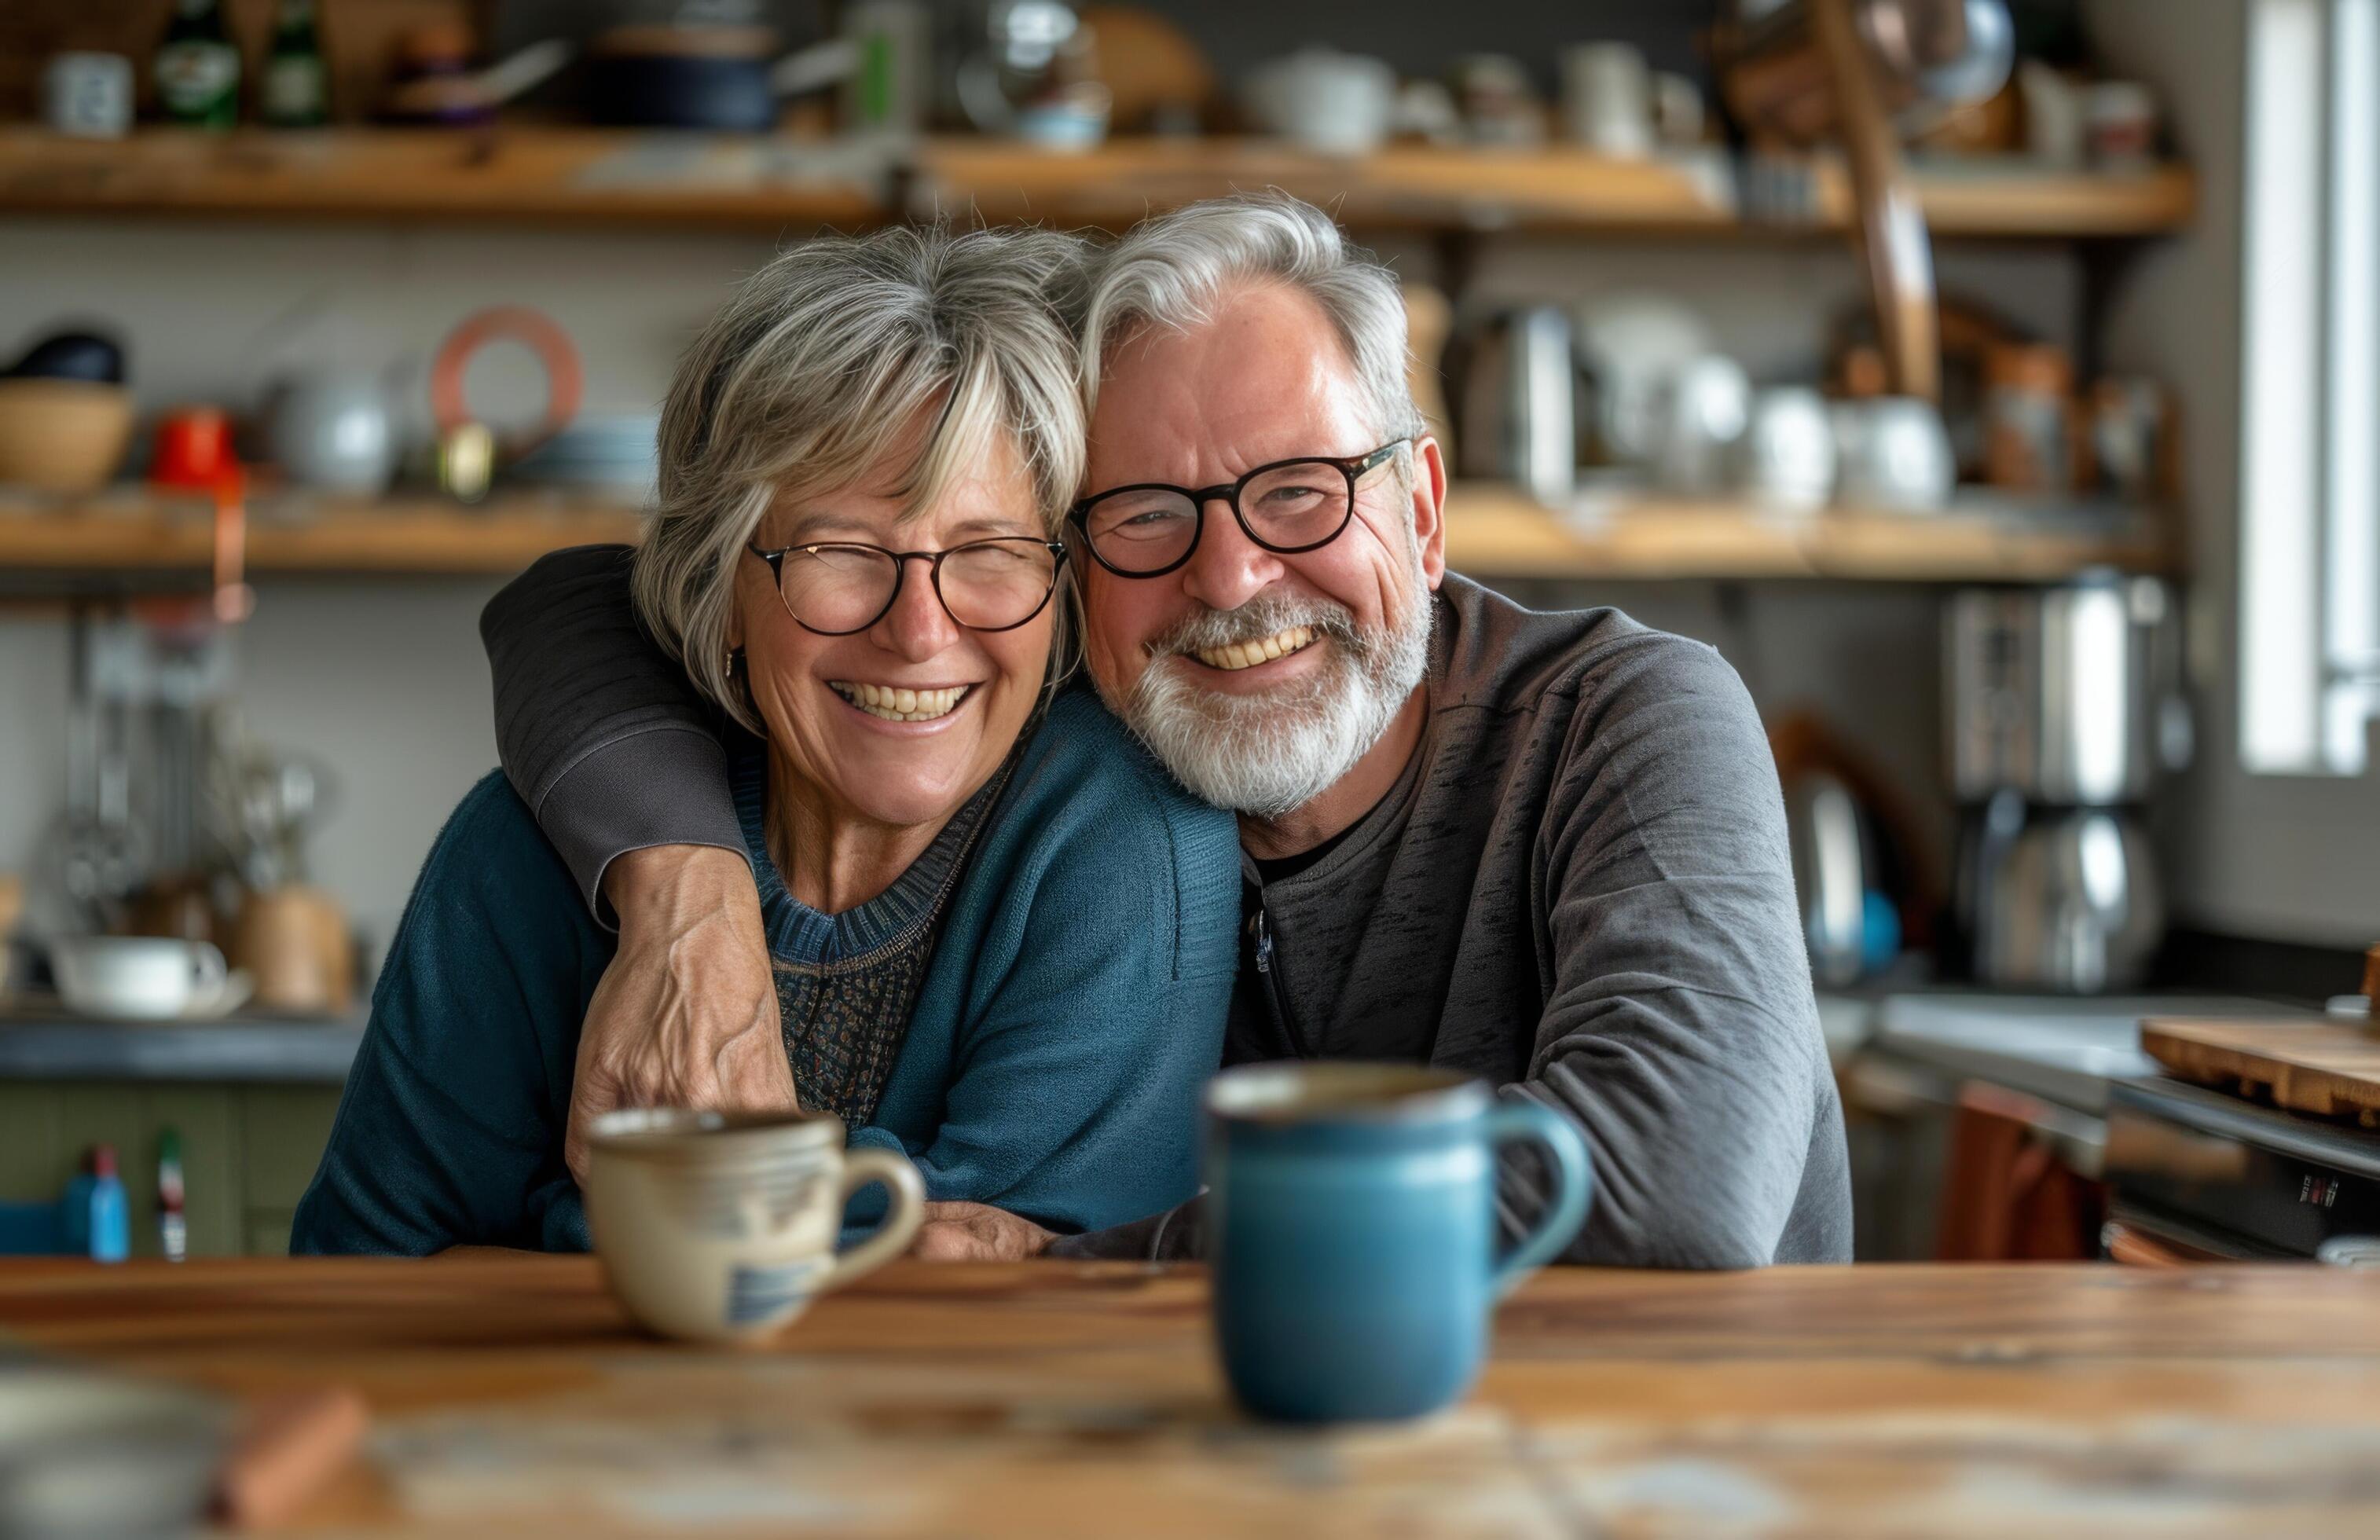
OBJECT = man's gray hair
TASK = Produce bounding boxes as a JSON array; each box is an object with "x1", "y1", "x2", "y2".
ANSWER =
[
  {"x1": 1077, "y1": 193, "x2": 1428, "y2": 446},
  {"x1": 636, "y1": 225, "x2": 1087, "y2": 735}
]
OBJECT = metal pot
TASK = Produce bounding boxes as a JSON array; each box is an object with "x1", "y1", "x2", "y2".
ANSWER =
[
  {"x1": 1943, "y1": 574, "x2": 2189, "y2": 806},
  {"x1": 1956, "y1": 794, "x2": 2163, "y2": 992}
]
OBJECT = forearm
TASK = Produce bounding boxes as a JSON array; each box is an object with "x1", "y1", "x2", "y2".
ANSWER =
[{"x1": 481, "y1": 544, "x2": 744, "y2": 915}]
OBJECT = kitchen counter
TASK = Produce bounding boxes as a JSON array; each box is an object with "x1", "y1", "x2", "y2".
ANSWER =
[
  {"x1": 0, "y1": 1014, "x2": 361, "y2": 1084},
  {"x1": 6, "y1": 1255, "x2": 2378, "y2": 1533}
]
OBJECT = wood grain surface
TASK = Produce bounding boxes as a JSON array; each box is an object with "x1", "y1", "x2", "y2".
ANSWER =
[
  {"x1": 4, "y1": 1256, "x2": 2379, "y2": 1536},
  {"x1": 2142, "y1": 1016, "x2": 2380, "y2": 1127}
]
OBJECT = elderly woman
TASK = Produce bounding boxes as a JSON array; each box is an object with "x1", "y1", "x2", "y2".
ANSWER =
[{"x1": 292, "y1": 228, "x2": 1241, "y2": 1254}]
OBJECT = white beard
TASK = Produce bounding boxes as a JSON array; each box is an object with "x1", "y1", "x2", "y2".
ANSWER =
[{"x1": 1115, "y1": 557, "x2": 1434, "y2": 820}]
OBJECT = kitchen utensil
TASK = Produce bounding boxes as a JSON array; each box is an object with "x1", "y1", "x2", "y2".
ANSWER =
[
  {"x1": 586, "y1": 1108, "x2": 926, "y2": 1344},
  {"x1": 1785, "y1": 768, "x2": 1884, "y2": 987},
  {"x1": 41, "y1": 52, "x2": 135, "y2": 138},
  {"x1": 228, "y1": 885, "x2": 350, "y2": 1017},
  {"x1": 956, "y1": 0, "x2": 1091, "y2": 137},
  {"x1": 1455, "y1": 306, "x2": 1578, "y2": 505},
  {"x1": 1945, "y1": 575, "x2": 2187, "y2": 805},
  {"x1": 1736, "y1": 386, "x2": 1836, "y2": 510},
  {"x1": 1574, "y1": 295, "x2": 1713, "y2": 465},
  {"x1": 149, "y1": 408, "x2": 238, "y2": 493},
  {"x1": 1448, "y1": 54, "x2": 1543, "y2": 146},
  {"x1": 504, "y1": 416, "x2": 660, "y2": 497},
  {"x1": 1560, "y1": 42, "x2": 1653, "y2": 158},
  {"x1": 1244, "y1": 50, "x2": 1395, "y2": 156},
  {"x1": 2085, "y1": 81, "x2": 2158, "y2": 168},
  {"x1": 2018, "y1": 60, "x2": 2086, "y2": 167},
  {"x1": 587, "y1": 26, "x2": 792, "y2": 131},
  {"x1": 1203, "y1": 1062, "x2": 1591, "y2": 1423},
  {"x1": 429, "y1": 307, "x2": 581, "y2": 462},
  {"x1": 261, "y1": 371, "x2": 398, "y2": 496},
  {"x1": 49, "y1": 937, "x2": 234, "y2": 1020},
  {"x1": 1982, "y1": 343, "x2": 2077, "y2": 492},
  {"x1": 1649, "y1": 355, "x2": 1751, "y2": 494},
  {"x1": 1956, "y1": 795, "x2": 2162, "y2": 992},
  {"x1": 0, "y1": 380, "x2": 134, "y2": 494},
  {"x1": 1832, "y1": 396, "x2": 1954, "y2": 510},
  {"x1": 383, "y1": 37, "x2": 573, "y2": 125},
  {"x1": 4, "y1": 330, "x2": 126, "y2": 386},
  {"x1": 1014, "y1": 81, "x2": 1112, "y2": 150}
]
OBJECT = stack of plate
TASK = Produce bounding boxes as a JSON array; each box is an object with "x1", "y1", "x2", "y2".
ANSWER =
[{"x1": 506, "y1": 415, "x2": 658, "y2": 501}]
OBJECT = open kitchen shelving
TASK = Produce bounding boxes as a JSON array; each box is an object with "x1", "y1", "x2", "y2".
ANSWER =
[
  {"x1": 0, "y1": 127, "x2": 2196, "y2": 238},
  {"x1": 0, "y1": 485, "x2": 2172, "y2": 587}
]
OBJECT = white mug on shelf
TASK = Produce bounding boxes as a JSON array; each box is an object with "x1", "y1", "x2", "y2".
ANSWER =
[
  {"x1": 50, "y1": 937, "x2": 235, "y2": 1020},
  {"x1": 1560, "y1": 42, "x2": 1653, "y2": 158},
  {"x1": 1834, "y1": 397, "x2": 1956, "y2": 512},
  {"x1": 41, "y1": 53, "x2": 134, "y2": 140},
  {"x1": 1649, "y1": 355, "x2": 1751, "y2": 494},
  {"x1": 1244, "y1": 50, "x2": 1397, "y2": 156},
  {"x1": 1736, "y1": 387, "x2": 1836, "y2": 512}
]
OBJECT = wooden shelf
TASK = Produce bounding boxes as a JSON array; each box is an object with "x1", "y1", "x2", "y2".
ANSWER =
[
  {"x1": 0, "y1": 127, "x2": 889, "y2": 231},
  {"x1": 1449, "y1": 485, "x2": 2172, "y2": 581},
  {"x1": 0, "y1": 491, "x2": 643, "y2": 576},
  {"x1": 0, "y1": 128, "x2": 2196, "y2": 239},
  {"x1": 0, "y1": 484, "x2": 2169, "y2": 585}
]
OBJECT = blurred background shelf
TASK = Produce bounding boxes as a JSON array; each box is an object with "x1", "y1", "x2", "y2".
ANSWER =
[
  {"x1": 0, "y1": 128, "x2": 2195, "y2": 239},
  {"x1": 0, "y1": 485, "x2": 2169, "y2": 585}
]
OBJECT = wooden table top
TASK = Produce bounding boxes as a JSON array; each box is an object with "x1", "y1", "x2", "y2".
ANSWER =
[{"x1": 4, "y1": 1256, "x2": 2378, "y2": 1537}]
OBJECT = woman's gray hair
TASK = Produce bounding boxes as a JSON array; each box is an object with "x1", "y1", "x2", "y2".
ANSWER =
[
  {"x1": 1077, "y1": 193, "x2": 1428, "y2": 446},
  {"x1": 636, "y1": 225, "x2": 1087, "y2": 734}
]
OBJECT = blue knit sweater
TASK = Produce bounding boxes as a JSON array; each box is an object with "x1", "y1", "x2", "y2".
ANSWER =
[{"x1": 290, "y1": 691, "x2": 1241, "y2": 1255}]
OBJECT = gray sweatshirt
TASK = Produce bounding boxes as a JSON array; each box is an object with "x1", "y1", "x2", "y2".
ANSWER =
[{"x1": 481, "y1": 552, "x2": 1851, "y2": 1267}]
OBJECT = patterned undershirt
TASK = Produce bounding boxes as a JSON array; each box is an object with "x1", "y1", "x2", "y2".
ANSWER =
[{"x1": 728, "y1": 741, "x2": 1014, "y2": 1129}]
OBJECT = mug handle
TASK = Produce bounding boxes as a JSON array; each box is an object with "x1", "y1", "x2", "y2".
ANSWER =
[
  {"x1": 1486, "y1": 1100, "x2": 1595, "y2": 1299},
  {"x1": 820, "y1": 1147, "x2": 927, "y2": 1292},
  {"x1": 187, "y1": 943, "x2": 229, "y2": 1007}
]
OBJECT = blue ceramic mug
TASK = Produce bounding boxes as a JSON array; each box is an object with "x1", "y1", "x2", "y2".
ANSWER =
[{"x1": 1205, "y1": 1062, "x2": 1594, "y2": 1423}]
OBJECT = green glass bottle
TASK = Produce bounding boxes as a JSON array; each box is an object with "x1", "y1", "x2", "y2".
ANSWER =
[
  {"x1": 261, "y1": 0, "x2": 330, "y2": 128},
  {"x1": 155, "y1": 0, "x2": 241, "y2": 130}
]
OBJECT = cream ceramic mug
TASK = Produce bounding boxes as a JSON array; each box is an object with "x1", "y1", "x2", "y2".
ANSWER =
[{"x1": 586, "y1": 1108, "x2": 926, "y2": 1344}]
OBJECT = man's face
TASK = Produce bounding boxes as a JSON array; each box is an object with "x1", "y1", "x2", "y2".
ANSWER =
[{"x1": 1078, "y1": 282, "x2": 1447, "y2": 817}]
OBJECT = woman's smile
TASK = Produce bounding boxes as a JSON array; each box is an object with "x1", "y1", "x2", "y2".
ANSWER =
[{"x1": 825, "y1": 679, "x2": 981, "y2": 724}]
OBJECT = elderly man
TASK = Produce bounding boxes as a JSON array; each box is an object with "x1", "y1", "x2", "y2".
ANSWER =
[{"x1": 482, "y1": 195, "x2": 1850, "y2": 1269}]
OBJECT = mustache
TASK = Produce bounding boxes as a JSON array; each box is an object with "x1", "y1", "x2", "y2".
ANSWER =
[{"x1": 1143, "y1": 590, "x2": 1359, "y2": 658}]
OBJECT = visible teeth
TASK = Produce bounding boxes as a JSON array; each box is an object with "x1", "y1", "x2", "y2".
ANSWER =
[
  {"x1": 828, "y1": 682, "x2": 970, "y2": 721},
  {"x1": 1194, "y1": 625, "x2": 1315, "y2": 672}
]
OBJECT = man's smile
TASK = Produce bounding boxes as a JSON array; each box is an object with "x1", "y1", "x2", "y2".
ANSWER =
[{"x1": 1191, "y1": 625, "x2": 1318, "y2": 673}]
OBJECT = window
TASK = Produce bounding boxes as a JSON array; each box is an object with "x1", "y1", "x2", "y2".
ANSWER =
[{"x1": 2240, "y1": 0, "x2": 2380, "y2": 775}]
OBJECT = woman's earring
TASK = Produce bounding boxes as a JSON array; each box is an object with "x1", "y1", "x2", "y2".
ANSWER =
[{"x1": 726, "y1": 646, "x2": 745, "y2": 677}]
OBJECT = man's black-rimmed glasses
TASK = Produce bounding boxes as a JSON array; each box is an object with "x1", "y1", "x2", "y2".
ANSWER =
[
  {"x1": 744, "y1": 537, "x2": 1068, "y2": 636},
  {"x1": 1069, "y1": 441, "x2": 1407, "y2": 578}
]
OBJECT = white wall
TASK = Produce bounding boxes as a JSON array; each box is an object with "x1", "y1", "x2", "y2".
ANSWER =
[
  {"x1": 2, "y1": 211, "x2": 2085, "y2": 963},
  {"x1": 2091, "y1": 0, "x2": 2380, "y2": 947}
]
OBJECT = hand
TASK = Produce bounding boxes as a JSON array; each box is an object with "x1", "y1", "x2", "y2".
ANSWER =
[
  {"x1": 912, "y1": 1201, "x2": 1055, "y2": 1262},
  {"x1": 563, "y1": 845, "x2": 794, "y2": 1184}
]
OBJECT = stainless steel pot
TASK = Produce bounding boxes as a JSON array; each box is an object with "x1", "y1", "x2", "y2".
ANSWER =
[
  {"x1": 1956, "y1": 794, "x2": 2163, "y2": 992},
  {"x1": 1943, "y1": 574, "x2": 2188, "y2": 805}
]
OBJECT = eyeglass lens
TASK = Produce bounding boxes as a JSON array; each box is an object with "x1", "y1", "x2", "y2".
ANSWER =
[
  {"x1": 777, "y1": 539, "x2": 1059, "y2": 634},
  {"x1": 1083, "y1": 459, "x2": 1358, "y2": 575}
]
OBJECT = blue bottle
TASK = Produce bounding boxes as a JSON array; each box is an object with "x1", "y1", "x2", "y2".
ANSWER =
[{"x1": 63, "y1": 1145, "x2": 131, "y2": 1263}]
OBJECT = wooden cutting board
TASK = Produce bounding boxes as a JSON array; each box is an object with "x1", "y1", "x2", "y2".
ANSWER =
[{"x1": 2141, "y1": 1015, "x2": 2380, "y2": 1126}]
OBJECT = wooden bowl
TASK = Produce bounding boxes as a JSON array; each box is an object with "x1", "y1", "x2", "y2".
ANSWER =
[{"x1": 0, "y1": 378, "x2": 135, "y2": 494}]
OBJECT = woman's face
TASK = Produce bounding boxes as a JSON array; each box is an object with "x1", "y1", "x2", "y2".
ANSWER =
[{"x1": 732, "y1": 431, "x2": 1055, "y2": 835}]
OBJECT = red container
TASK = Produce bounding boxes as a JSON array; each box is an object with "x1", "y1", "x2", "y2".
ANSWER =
[{"x1": 149, "y1": 407, "x2": 237, "y2": 491}]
